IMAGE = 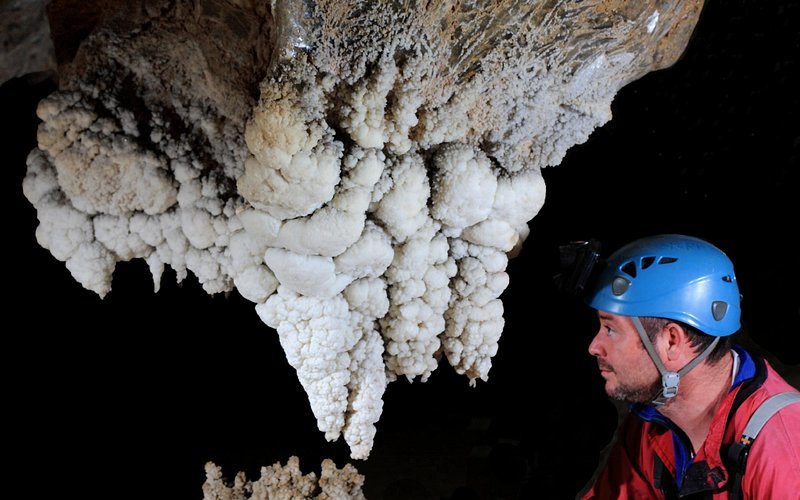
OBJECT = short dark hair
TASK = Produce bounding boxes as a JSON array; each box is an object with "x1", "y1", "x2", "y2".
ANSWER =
[{"x1": 639, "y1": 316, "x2": 731, "y2": 364}]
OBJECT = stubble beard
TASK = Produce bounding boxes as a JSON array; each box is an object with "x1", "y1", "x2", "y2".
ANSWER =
[{"x1": 607, "y1": 372, "x2": 663, "y2": 403}]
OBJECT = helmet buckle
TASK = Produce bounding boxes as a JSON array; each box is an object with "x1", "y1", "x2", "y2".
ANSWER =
[{"x1": 662, "y1": 372, "x2": 680, "y2": 398}]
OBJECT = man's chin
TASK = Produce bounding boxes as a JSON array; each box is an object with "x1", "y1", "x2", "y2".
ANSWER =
[
  {"x1": 607, "y1": 390, "x2": 634, "y2": 402},
  {"x1": 607, "y1": 384, "x2": 662, "y2": 404}
]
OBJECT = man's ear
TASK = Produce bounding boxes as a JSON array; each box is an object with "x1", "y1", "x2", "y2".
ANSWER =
[{"x1": 661, "y1": 322, "x2": 689, "y2": 362}]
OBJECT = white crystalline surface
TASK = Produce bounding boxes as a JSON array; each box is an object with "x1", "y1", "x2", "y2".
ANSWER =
[{"x1": 23, "y1": 0, "x2": 693, "y2": 459}]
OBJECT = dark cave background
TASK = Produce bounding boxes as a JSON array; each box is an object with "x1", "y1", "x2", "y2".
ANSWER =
[{"x1": 3, "y1": 0, "x2": 797, "y2": 498}]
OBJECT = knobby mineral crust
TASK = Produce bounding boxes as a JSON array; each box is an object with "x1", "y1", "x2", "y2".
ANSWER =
[
  {"x1": 20, "y1": 0, "x2": 703, "y2": 459},
  {"x1": 202, "y1": 458, "x2": 366, "y2": 500}
]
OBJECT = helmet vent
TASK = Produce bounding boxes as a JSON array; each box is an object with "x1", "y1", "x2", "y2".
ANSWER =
[
  {"x1": 712, "y1": 301, "x2": 728, "y2": 321},
  {"x1": 612, "y1": 276, "x2": 631, "y2": 295},
  {"x1": 621, "y1": 261, "x2": 637, "y2": 277},
  {"x1": 658, "y1": 256, "x2": 678, "y2": 264},
  {"x1": 641, "y1": 256, "x2": 656, "y2": 269},
  {"x1": 722, "y1": 275, "x2": 733, "y2": 283}
]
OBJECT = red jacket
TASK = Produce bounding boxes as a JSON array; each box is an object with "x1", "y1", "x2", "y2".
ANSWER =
[{"x1": 581, "y1": 347, "x2": 800, "y2": 499}]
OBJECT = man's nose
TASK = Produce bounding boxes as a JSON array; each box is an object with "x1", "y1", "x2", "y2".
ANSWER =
[{"x1": 588, "y1": 329, "x2": 605, "y2": 358}]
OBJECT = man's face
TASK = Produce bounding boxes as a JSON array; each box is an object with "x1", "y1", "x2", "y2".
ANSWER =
[{"x1": 588, "y1": 311, "x2": 661, "y2": 403}]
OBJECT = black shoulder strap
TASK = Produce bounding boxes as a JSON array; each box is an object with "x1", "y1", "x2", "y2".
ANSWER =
[
  {"x1": 653, "y1": 453, "x2": 679, "y2": 499},
  {"x1": 722, "y1": 355, "x2": 766, "y2": 498},
  {"x1": 726, "y1": 391, "x2": 800, "y2": 500},
  {"x1": 730, "y1": 356, "x2": 768, "y2": 413}
]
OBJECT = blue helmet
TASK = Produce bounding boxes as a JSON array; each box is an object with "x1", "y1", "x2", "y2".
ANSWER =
[{"x1": 587, "y1": 234, "x2": 741, "y2": 336}]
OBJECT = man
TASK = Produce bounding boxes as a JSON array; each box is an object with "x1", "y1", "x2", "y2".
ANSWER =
[{"x1": 580, "y1": 234, "x2": 799, "y2": 499}]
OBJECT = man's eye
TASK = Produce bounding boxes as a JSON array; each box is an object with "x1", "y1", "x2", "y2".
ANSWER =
[{"x1": 605, "y1": 326, "x2": 614, "y2": 335}]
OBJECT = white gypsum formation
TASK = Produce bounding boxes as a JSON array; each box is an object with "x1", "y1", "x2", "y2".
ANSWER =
[{"x1": 22, "y1": 0, "x2": 702, "y2": 459}]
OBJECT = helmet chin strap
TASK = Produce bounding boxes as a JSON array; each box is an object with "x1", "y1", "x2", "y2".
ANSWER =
[{"x1": 631, "y1": 317, "x2": 719, "y2": 406}]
